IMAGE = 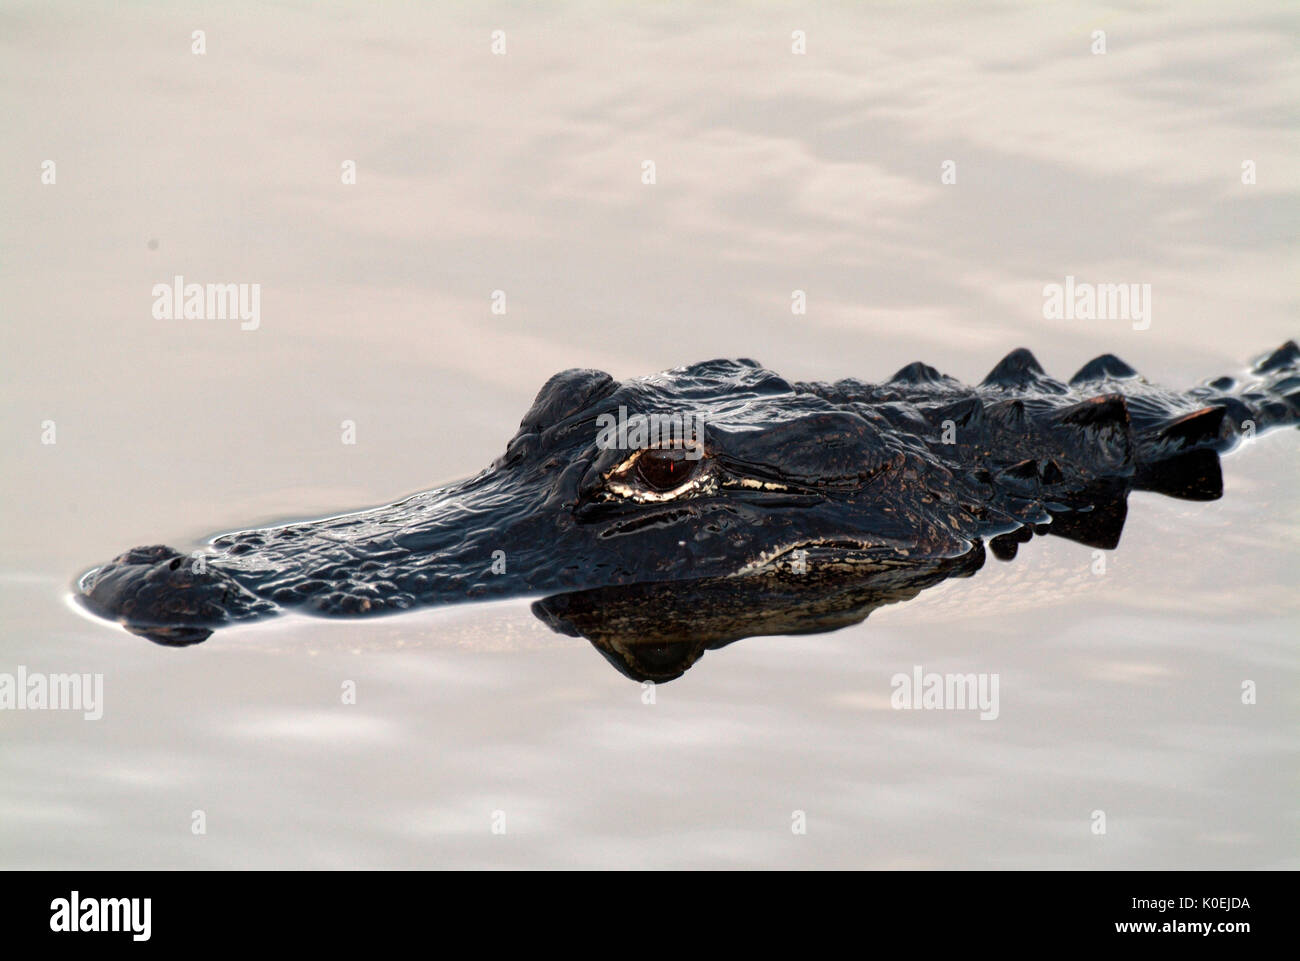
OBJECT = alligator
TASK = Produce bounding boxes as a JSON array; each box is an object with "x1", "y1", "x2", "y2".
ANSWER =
[{"x1": 78, "y1": 341, "x2": 1300, "y2": 673}]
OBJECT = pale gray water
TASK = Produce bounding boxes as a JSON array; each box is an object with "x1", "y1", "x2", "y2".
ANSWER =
[{"x1": 1, "y1": 0, "x2": 1296, "y2": 868}]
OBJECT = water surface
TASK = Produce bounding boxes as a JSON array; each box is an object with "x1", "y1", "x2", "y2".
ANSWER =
[{"x1": 1, "y1": 0, "x2": 1296, "y2": 868}]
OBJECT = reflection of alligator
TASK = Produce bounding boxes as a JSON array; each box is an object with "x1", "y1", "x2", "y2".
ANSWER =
[
  {"x1": 78, "y1": 342, "x2": 1299, "y2": 655},
  {"x1": 535, "y1": 547, "x2": 991, "y2": 682}
]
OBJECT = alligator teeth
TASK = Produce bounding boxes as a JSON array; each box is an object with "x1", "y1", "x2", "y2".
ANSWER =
[
  {"x1": 732, "y1": 538, "x2": 893, "y2": 575},
  {"x1": 727, "y1": 477, "x2": 792, "y2": 492}
]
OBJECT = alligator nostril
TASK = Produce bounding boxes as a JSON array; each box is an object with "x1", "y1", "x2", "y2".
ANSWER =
[{"x1": 168, "y1": 558, "x2": 182, "y2": 571}]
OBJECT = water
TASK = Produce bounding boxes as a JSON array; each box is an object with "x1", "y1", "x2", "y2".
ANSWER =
[{"x1": 1, "y1": 0, "x2": 1296, "y2": 868}]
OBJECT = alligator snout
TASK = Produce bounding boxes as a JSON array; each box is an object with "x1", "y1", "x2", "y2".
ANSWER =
[{"x1": 77, "y1": 545, "x2": 273, "y2": 645}]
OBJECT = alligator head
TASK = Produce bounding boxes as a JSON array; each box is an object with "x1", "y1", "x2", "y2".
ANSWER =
[{"x1": 78, "y1": 359, "x2": 990, "y2": 642}]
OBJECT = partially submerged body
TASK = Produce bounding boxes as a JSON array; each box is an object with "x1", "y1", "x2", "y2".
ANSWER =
[{"x1": 78, "y1": 341, "x2": 1300, "y2": 674}]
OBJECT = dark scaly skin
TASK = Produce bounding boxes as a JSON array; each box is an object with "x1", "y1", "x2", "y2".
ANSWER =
[{"x1": 78, "y1": 342, "x2": 1300, "y2": 659}]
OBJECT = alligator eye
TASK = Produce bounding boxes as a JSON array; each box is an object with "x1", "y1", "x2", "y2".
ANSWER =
[{"x1": 636, "y1": 449, "x2": 699, "y2": 492}]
